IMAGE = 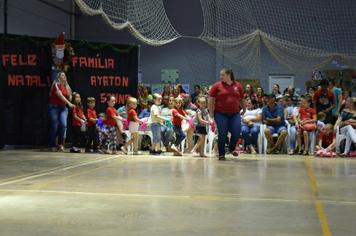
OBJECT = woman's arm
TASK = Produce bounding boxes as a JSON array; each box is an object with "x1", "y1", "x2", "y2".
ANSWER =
[
  {"x1": 239, "y1": 98, "x2": 246, "y2": 116},
  {"x1": 208, "y1": 97, "x2": 215, "y2": 118},
  {"x1": 54, "y1": 90, "x2": 75, "y2": 108},
  {"x1": 244, "y1": 112, "x2": 262, "y2": 123},
  {"x1": 335, "y1": 93, "x2": 343, "y2": 117}
]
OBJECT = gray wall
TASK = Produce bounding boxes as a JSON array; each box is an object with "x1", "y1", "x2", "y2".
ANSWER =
[{"x1": 1, "y1": 0, "x2": 347, "y2": 94}]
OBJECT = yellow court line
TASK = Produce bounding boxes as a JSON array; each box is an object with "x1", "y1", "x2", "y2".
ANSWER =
[
  {"x1": 0, "y1": 156, "x2": 108, "y2": 182},
  {"x1": 31, "y1": 156, "x2": 140, "y2": 188},
  {"x1": 0, "y1": 161, "x2": 18, "y2": 166},
  {"x1": 306, "y1": 156, "x2": 332, "y2": 236}
]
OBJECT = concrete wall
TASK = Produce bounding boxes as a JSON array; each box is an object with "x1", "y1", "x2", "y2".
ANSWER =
[{"x1": 1, "y1": 0, "x2": 348, "y2": 94}]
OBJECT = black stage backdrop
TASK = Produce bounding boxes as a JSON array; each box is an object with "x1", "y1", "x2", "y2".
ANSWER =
[{"x1": 0, "y1": 34, "x2": 138, "y2": 146}]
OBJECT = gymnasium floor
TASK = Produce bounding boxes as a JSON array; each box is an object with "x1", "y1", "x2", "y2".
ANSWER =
[{"x1": 0, "y1": 149, "x2": 355, "y2": 236}]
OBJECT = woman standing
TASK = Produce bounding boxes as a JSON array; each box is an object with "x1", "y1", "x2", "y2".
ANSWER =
[
  {"x1": 208, "y1": 68, "x2": 246, "y2": 160},
  {"x1": 48, "y1": 72, "x2": 75, "y2": 152}
]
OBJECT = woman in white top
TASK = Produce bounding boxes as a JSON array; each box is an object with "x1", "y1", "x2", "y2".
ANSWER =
[{"x1": 241, "y1": 98, "x2": 262, "y2": 154}]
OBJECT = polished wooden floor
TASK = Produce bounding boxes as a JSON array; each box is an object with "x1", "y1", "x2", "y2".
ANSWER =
[{"x1": 0, "y1": 148, "x2": 356, "y2": 236}]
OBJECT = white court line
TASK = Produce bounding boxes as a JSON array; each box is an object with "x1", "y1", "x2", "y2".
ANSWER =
[
  {"x1": 0, "y1": 156, "x2": 121, "y2": 187},
  {"x1": 0, "y1": 189, "x2": 191, "y2": 198},
  {"x1": 1, "y1": 189, "x2": 355, "y2": 205}
]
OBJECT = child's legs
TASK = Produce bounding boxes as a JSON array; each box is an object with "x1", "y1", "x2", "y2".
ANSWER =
[
  {"x1": 86, "y1": 125, "x2": 97, "y2": 150},
  {"x1": 296, "y1": 131, "x2": 302, "y2": 150},
  {"x1": 198, "y1": 134, "x2": 206, "y2": 153},
  {"x1": 173, "y1": 125, "x2": 186, "y2": 146},
  {"x1": 132, "y1": 132, "x2": 138, "y2": 152},
  {"x1": 303, "y1": 131, "x2": 309, "y2": 150},
  {"x1": 72, "y1": 126, "x2": 81, "y2": 147},
  {"x1": 151, "y1": 123, "x2": 162, "y2": 151},
  {"x1": 106, "y1": 125, "x2": 117, "y2": 150}
]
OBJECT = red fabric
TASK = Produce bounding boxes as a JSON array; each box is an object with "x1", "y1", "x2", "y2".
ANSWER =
[
  {"x1": 256, "y1": 95, "x2": 265, "y2": 102},
  {"x1": 320, "y1": 132, "x2": 335, "y2": 147},
  {"x1": 127, "y1": 108, "x2": 138, "y2": 122},
  {"x1": 209, "y1": 81, "x2": 244, "y2": 113},
  {"x1": 244, "y1": 93, "x2": 257, "y2": 98},
  {"x1": 313, "y1": 89, "x2": 335, "y2": 104},
  {"x1": 103, "y1": 107, "x2": 119, "y2": 126},
  {"x1": 86, "y1": 108, "x2": 97, "y2": 127},
  {"x1": 172, "y1": 109, "x2": 187, "y2": 126},
  {"x1": 48, "y1": 84, "x2": 69, "y2": 106},
  {"x1": 299, "y1": 107, "x2": 316, "y2": 120},
  {"x1": 72, "y1": 106, "x2": 84, "y2": 126}
]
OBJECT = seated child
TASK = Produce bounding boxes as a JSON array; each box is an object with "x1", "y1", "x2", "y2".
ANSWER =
[{"x1": 315, "y1": 123, "x2": 336, "y2": 152}]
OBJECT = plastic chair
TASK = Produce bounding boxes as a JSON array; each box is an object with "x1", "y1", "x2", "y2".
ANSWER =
[{"x1": 336, "y1": 125, "x2": 346, "y2": 150}]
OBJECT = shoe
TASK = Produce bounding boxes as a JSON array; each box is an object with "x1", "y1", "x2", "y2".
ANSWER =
[
  {"x1": 157, "y1": 150, "x2": 165, "y2": 156},
  {"x1": 171, "y1": 145, "x2": 179, "y2": 152},
  {"x1": 191, "y1": 149, "x2": 199, "y2": 157},
  {"x1": 288, "y1": 149, "x2": 295, "y2": 155},
  {"x1": 199, "y1": 153, "x2": 207, "y2": 157},
  {"x1": 85, "y1": 149, "x2": 92, "y2": 153},
  {"x1": 70, "y1": 147, "x2": 81, "y2": 153},
  {"x1": 92, "y1": 150, "x2": 101, "y2": 154},
  {"x1": 149, "y1": 150, "x2": 156, "y2": 155},
  {"x1": 297, "y1": 150, "x2": 303, "y2": 155},
  {"x1": 121, "y1": 146, "x2": 127, "y2": 155},
  {"x1": 231, "y1": 151, "x2": 239, "y2": 156},
  {"x1": 101, "y1": 148, "x2": 110, "y2": 154},
  {"x1": 162, "y1": 147, "x2": 167, "y2": 152},
  {"x1": 212, "y1": 150, "x2": 218, "y2": 156},
  {"x1": 57, "y1": 146, "x2": 65, "y2": 152},
  {"x1": 218, "y1": 156, "x2": 226, "y2": 161},
  {"x1": 133, "y1": 151, "x2": 142, "y2": 155},
  {"x1": 51, "y1": 147, "x2": 57, "y2": 152},
  {"x1": 348, "y1": 150, "x2": 356, "y2": 157},
  {"x1": 173, "y1": 151, "x2": 182, "y2": 156},
  {"x1": 303, "y1": 150, "x2": 310, "y2": 156}
]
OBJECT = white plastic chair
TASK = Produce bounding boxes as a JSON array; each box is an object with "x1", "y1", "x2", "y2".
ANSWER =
[
  {"x1": 240, "y1": 125, "x2": 264, "y2": 154},
  {"x1": 336, "y1": 125, "x2": 346, "y2": 150}
]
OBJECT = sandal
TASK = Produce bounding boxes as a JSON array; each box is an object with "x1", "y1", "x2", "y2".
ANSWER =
[
  {"x1": 303, "y1": 150, "x2": 310, "y2": 156},
  {"x1": 288, "y1": 149, "x2": 294, "y2": 155},
  {"x1": 297, "y1": 150, "x2": 303, "y2": 155},
  {"x1": 57, "y1": 146, "x2": 65, "y2": 152}
]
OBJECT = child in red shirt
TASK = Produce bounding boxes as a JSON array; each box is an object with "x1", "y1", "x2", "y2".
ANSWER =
[
  {"x1": 316, "y1": 123, "x2": 336, "y2": 152},
  {"x1": 121, "y1": 98, "x2": 142, "y2": 155},
  {"x1": 171, "y1": 98, "x2": 189, "y2": 156},
  {"x1": 296, "y1": 96, "x2": 317, "y2": 155},
  {"x1": 85, "y1": 97, "x2": 100, "y2": 153},
  {"x1": 71, "y1": 93, "x2": 86, "y2": 153},
  {"x1": 102, "y1": 95, "x2": 123, "y2": 154}
]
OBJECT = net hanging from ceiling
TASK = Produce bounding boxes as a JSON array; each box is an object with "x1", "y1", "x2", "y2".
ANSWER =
[{"x1": 75, "y1": 0, "x2": 356, "y2": 74}]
